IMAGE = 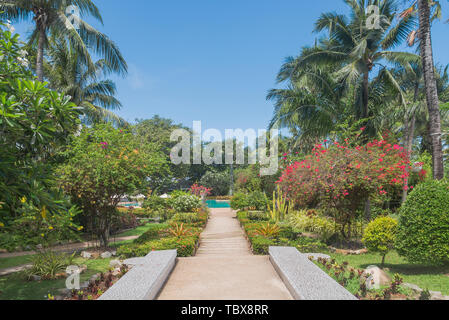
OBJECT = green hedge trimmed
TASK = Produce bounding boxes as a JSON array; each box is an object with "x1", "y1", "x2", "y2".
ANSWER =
[{"x1": 396, "y1": 180, "x2": 449, "y2": 265}]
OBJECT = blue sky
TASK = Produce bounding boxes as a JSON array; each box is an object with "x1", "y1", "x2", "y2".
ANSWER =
[{"x1": 12, "y1": 0, "x2": 449, "y2": 134}]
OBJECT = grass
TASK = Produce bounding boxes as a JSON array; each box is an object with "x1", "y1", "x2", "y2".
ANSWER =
[
  {"x1": 330, "y1": 250, "x2": 449, "y2": 295},
  {"x1": 0, "y1": 255, "x2": 36, "y2": 270},
  {"x1": 0, "y1": 223, "x2": 157, "y2": 270},
  {"x1": 113, "y1": 223, "x2": 159, "y2": 238},
  {"x1": 0, "y1": 257, "x2": 112, "y2": 300}
]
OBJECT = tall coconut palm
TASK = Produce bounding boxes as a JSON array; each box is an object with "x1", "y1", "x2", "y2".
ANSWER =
[
  {"x1": 45, "y1": 38, "x2": 126, "y2": 126},
  {"x1": 293, "y1": 0, "x2": 419, "y2": 132},
  {"x1": 267, "y1": 55, "x2": 348, "y2": 151},
  {"x1": 0, "y1": 0, "x2": 127, "y2": 82},
  {"x1": 417, "y1": 0, "x2": 444, "y2": 179}
]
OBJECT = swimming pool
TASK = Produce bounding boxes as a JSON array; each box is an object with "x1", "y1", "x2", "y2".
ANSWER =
[{"x1": 206, "y1": 200, "x2": 231, "y2": 208}]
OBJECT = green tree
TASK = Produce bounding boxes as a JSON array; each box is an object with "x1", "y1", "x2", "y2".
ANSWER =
[
  {"x1": 0, "y1": 22, "x2": 82, "y2": 219},
  {"x1": 0, "y1": 0, "x2": 127, "y2": 81},
  {"x1": 200, "y1": 171, "x2": 231, "y2": 196},
  {"x1": 57, "y1": 124, "x2": 168, "y2": 247}
]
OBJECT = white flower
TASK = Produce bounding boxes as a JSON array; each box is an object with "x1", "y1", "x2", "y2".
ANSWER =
[
  {"x1": 19, "y1": 50, "x2": 28, "y2": 57},
  {"x1": 17, "y1": 56, "x2": 29, "y2": 67}
]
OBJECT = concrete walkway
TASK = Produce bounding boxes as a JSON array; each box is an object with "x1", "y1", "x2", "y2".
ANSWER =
[{"x1": 157, "y1": 208, "x2": 292, "y2": 300}]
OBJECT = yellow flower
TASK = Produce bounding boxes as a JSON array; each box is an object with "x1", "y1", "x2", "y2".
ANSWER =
[
  {"x1": 41, "y1": 233, "x2": 45, "y2": 237},
  {"x1": 77, "y1": 226, "x2": 84, "y2": 231},
  {"x1": 48, "y1": 226, "x2": 53, "y2": 230},
  {"x1": 20, "y1": 196, "x2": 27, "y2": 203},
  {"x1": 133, "y1": 149, "x2": 139, "y2": 154},
  {"x1": 41, "y1": 206, "x2": 47, "y2": 219},
  {"x1": 0, "y1": 222, "x2": 4, "y2": 228}
]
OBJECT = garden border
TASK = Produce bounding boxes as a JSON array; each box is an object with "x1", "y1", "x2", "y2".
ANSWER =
[
  {"x1": 269, "y1": 246, "x2": 357, "y2": 300},
  {"x1": 98, "y1": 250, "x2": 177, "y2": 300}
]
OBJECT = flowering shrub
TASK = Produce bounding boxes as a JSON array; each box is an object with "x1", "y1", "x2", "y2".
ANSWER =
[
  {"x1": 189, "y1": 184, "x2": 212, "y2": 198},
  {"x1": 277, "y1": 133, "x2": 409, "y2": 239}
]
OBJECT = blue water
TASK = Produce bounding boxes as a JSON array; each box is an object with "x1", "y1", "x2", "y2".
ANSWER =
[
  {"x1": 206, "y1": 200, "x2": 231, "y2": 208},
  {"x1": 122, "y1": 203, "x2": 140, "y2": 207}
]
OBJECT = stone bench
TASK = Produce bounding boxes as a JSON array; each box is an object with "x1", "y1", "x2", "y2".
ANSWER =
[
  {"x1": 99, "y1": 250, "x2": 177, "y2": 300},
  {"x1": 269, "y1": 247, "x2": 357, "y2": 300}
]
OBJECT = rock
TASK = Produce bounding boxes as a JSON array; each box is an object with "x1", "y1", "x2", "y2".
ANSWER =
[
  {"x1": 80, "y1": 281, "x2": 90, "y2": 289},
  {"x1": 351, "y1": 249, "x2": 368, "y2": 255},
  {"x1": 0, "y1": 249, "x2": 7, "y2": 253},
  {"x1": 306, "y1": 253, "x2": 331, "y2": 261},
  {"x1": 90, "y1": 274, "x2": 99, "y2": 282},
  {"x1": 80, "y1": 251, "x2": 92, "y2": 259},
  {"x1": 403, "y1": 283, "x2": 423, "y2": 293},
  {"x1": 30, "y1": 275, "x2": 41, "y2": 281},
  {"x1": 100, "y1": 251, "x2": 112, "y2": 259},
  {"x1": 36, "y1": 244, "x2": 43, "y2": 250},
  {"x1": 364, "y1": 266, "x2": 391, "y2": 290},
  {"x1": 111, "y1": 251, "x2": 117, "y2": 256},
  {"x1": 109, "y1": 259, "x2": 122, "y2": 268},
  {"x1": 430, "y1": 291, "x2": 445, "y2": 300}
]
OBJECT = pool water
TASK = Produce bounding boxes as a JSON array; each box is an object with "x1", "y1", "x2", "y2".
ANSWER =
[{"x1": 206, "y1": 200, "x2": 231, "y2": 208}]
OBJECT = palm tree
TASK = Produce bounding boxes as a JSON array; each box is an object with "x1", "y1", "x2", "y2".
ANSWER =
[
  {"x1": 417, "y1": 0, "x2": 444, "y2": 179},
  {"x1": 293, "y1": 0, "x2": 419, "y2": 131},
  {"x1": 0, "y1": 0, "x2": 127, "y2": 82},
  {"x1": 400, "y1": 0, "x2": 445, "y2": 179},
  {"x1": 267, "y1": 56, "x2": 347, "y2": 152},
  {"x1": 45, "y1": 38, "x2": 126, "y2": 126}
]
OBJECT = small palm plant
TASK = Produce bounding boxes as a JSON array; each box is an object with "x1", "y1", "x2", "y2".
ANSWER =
[
  {"x1": 255, "y1": 223, "x2": 281, "y2": 238},
  {"x1": 168, "y1": 223, "x2": 192, "y2": 238}
]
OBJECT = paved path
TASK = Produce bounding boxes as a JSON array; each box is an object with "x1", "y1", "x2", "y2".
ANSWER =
[{"x1": 157, "y1": 208, "x2": 292, "y2": 300}]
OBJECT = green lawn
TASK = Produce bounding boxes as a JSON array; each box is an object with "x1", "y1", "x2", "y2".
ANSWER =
[
  {"x1": 0, "y1": 255, "x2": 36, "y2": 270},
  {"x1": 0, "y1": 223, "x2": 157, "y2": 270},
  {"x1": 0, "y1": 257, "x2": 112, "y2": 300},
  {"x1": 330, "y1": 251, "x2": 449, "y2": 295},
  {"x1": 113, "y1": 222, "x2": 159, "y2": 238}
]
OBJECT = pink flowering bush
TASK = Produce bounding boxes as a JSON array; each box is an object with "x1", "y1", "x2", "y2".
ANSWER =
[
  {"x1": 189, "y1": 184, "x2": 212, "y2": 198},
  {"x1": 277, "y1": 133, "x2": 410, "y2": 239}
]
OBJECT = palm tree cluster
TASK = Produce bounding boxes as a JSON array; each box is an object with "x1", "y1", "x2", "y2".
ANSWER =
[
  {"x1": 0, "y1": 0, "x2": 127, "y2": 125},
  {"x1": 268, "y1": 0, "x2": 449, "y2": 180}
]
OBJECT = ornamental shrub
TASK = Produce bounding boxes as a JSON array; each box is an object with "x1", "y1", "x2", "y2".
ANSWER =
[
  {"x1": 288, "y1": 210, "x2": 337, "y2": 242},
  {"x1": 172, "y1": 195, "x2": 202, "y2": 213},
  {"x1": 278, "y1": 133, "x2": 409, "y2": 240},
  {"x1": 118, "y1": 236, "x2": 198, "y2": 258},
  {"x1": 362, "y1": 216, "x2": 398, "y2": 266},
  {"x1": 396, "y1": 180, "x2": 449, "y2": 265},
  {"x1": 230, "y1": 192, "x2": 249, "y2": 210}
]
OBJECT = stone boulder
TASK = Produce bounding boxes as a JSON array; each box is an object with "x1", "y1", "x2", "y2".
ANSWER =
[
  {"x1": 364, "y1": 265, "x2": 391, "y2": 290},
  {"x1": 109, "y1": 259, "x2": 122, "y2": 268},
  {"x1": 80, "y1": 251, "x2": 92, "y2": 259},
  {"x1": 100, "y1": 251, "x2": 112, "y2": 259}
]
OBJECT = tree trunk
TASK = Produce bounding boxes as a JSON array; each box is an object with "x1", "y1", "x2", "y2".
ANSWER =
[
  {"x1": 362, "y1": 72, "x2": 369, "y2": 119},
  {"x1": 36, "y1": 24, "x2": 45, "y2": 82},
  {"x1": 402, "y1": 84, "x2": 418, "y2": 203},
  {"x1": 418, "y1": 0, "x2": 444, "y2": 180}
]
